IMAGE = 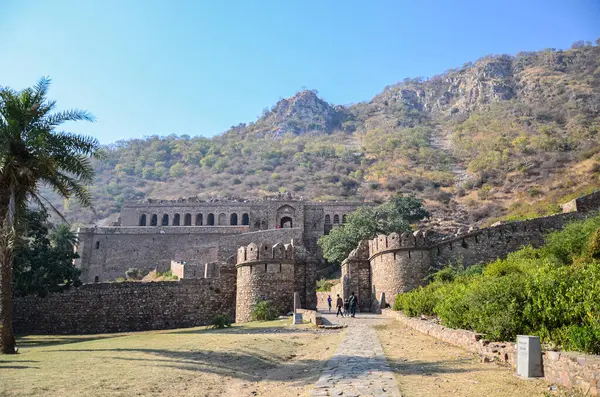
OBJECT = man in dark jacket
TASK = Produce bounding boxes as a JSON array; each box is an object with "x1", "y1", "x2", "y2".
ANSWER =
[
  {"x1": 349, "y1": 292, "x2": 358, "y2": 318},
  {"x1": 335, "y1": 294, "x2": 344, "y2": 317}
]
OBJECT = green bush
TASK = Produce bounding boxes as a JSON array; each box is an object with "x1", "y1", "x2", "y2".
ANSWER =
[
  {"x1": 125, "y1": 268, "x2": 144, "y2": 280},
  {"x1": 209, "y1": 314, "x2": 232, "y2": 329},
  {"x1": 316, "y1": 278, "x2": 335, "y2": 292},
  {"x1": 394, "y1": 215, "x2": 600, "y2": 354},
  {"x1": 251, "y1": 300, "x2": 278, "y2": 321}
]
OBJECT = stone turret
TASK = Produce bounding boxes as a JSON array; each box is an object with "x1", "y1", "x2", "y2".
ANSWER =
[
  {"x1": 369, "y1": 230, "x2": 433, "y2": 312},
  {"x1": 235, "y1": 240, "x2": 300, "y2": 322}
]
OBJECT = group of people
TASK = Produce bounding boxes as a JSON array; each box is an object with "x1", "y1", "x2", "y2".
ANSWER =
[{"x1": 326, "y1": 293, "x2": 358, "y2": 317}]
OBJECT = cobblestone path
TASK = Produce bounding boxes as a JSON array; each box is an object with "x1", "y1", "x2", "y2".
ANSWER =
[{"x1": 310, "y1": 313, "x2": 401, "y2": 397}]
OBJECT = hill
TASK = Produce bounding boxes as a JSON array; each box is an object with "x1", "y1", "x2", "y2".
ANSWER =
[{"x1": 48, "y1": 40, "x2": 600, "y2": 231}]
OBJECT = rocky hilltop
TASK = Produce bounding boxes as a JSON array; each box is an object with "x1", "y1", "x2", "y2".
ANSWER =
[
  {"x1": 46, "y1": 41, "x2": 600, "y2": 231},
  {"x1": 255, "y1": 90, "x2": 349, "y2": 136}
]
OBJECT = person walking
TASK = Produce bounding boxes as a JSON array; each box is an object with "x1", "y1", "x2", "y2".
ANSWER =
[
  {"x1": 327, "y1": 295, "x2": 332, "y2": 313},
  {"x1": 349, "y1": 292, "x2": 357, "y2": 318},
  {"x1": 335, "y1": 294, "x2": 344, "y2": 317}
]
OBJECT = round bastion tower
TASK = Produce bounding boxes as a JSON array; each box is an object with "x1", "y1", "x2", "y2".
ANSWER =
[
  {"x1": 368, "y1": 230, "x2": 432, "y2": 307},
  {"x1": 235, "y1": 241, "x2": 300, "y2": 322}
]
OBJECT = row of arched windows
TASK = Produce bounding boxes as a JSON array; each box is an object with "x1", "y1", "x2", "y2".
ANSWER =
[
  {"x1": 324, "y1": 214, "x2": 347, "y2": 225},
  {"x1": 324, "y1": 213, "x2": 347, "y2": 235},
  {"x1": 139, "y1": 212, "x2": 249, "y2": 227}
]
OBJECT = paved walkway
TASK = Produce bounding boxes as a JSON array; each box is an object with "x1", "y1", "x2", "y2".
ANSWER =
[{"x1": 310, "y1": 313, "x2": 401, "y2": 397}]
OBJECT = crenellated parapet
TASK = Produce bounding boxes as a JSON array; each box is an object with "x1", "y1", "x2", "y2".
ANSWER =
[
  {"x1": 235, "y1": 239, "x2": 312, "y2": 322},
  {"x1": 368, "y1": 230, "x2": 432, "y2": 259},
  {"x1": 236, "y1": 241, "x2": 296, "y2": 265}
]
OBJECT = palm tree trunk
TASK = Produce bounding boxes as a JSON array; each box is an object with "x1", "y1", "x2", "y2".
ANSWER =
[{"x1": 0, "y1": 186, "x2": 16, "y2": 354}]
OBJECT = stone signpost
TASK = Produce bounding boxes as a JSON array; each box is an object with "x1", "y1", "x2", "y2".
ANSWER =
[
  {"x1": 292, "y1": 291, "x2": 303, "y2": 324},
  {"x1": 516, "y1": 335, "x2": 543, "y2": 378}
]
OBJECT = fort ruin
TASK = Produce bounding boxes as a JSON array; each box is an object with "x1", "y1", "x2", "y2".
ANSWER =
[{"x1": 12, "y1": 191, "x2": 600, "y2": 333}]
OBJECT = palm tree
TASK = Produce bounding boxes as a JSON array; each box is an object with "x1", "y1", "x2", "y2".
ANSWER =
[
  {"x1": 0, "y1": 77, "x2": 101, "y2": 354},
  {"x1": 50, "y1": 223, "x2": 78, "y2": 252}
]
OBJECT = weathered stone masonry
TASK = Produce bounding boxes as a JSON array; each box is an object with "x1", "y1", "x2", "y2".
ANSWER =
[
  {"x1": 235, "y1": 241, "x2": 316, "y2": 322},
  {"x1": 76, "y1": 198, "x2": 365, "y2": 283},
  {"x1": 340, "y1": 191, "x2": 600, "y2": 312},
  {"x1": 13, "y1": 264, "x2": 236, "y2": 334}
]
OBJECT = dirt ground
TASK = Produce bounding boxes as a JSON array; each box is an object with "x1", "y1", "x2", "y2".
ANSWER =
[
  {"x1": 376, "y1": 321, "x2": 580, "y2": 397},
  {"x1": 0, "y1": 319, "x2": 342, "y2": 397}
]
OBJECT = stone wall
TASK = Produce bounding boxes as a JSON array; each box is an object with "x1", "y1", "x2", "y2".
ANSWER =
[
  {"x1": 75, "y1": 226, "x2": 239, "y2": 282},
  {"x1": 13, "y1": 264, "x2": 236, "y2": 334},
  {"x1": 340, "y1": 241, "x2": 371, "y2": 312},
  {"x1": 235, "y1": 242, "x2": 299, "y2": 322},
  {"x1": 562, "y1": 190, "x2": 600, "y2": 214},
  {"x1": 78, "y1": 199, "x2": 366, "y2": 284},
  {"x1": 431, "y1": 211, "x2": 586, "y2": 269},
  {"x1": 383, "y1": 309, "x2": 600, "y2": 396},
  {"x1": 296, "y1": 309, "x2": 323, "y2": 326}
]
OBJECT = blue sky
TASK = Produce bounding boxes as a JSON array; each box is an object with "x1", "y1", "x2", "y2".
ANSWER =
[{"x1": 1, "y1": 0, "x2": 599, "y2": 144}]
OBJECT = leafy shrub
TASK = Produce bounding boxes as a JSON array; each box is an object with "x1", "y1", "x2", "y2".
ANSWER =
[
  {"x1": 394, "y1": 215, "x2": 600, "y2": 354},
  {"x1": 125, "y1": 268, "x2": 144, "y2": 280},
  {"x1": 251, "y1": 300, "x2": 278, "y2": 321},
  {"x1": 155, "y1": 270, "x2": 179, "y2": 280},
  {"x1": 316, "y1": 278, "x2": 335, "y2": 292},
  {"x1": 209, "y1": 314, "x2": 232, "y2": 329}
]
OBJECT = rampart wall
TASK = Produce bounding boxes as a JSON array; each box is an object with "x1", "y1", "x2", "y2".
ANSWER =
[
  {"x1": 75, "y1": 226, "x2": 244, "y2": 283},
  {"x1": 13, "y1": 264, "x2": 236, "y2": 334},
  {"x1": 431, "y1": 211, "x2": 586, "y2": 269},
  {"x1": 365, "y1": 192, "x2": 599, "y2": 310}
]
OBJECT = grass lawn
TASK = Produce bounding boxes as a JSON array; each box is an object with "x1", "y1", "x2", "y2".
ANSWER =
[
  {"x1": 376, "y1": 322, "x2": 572, "y2": 397},
  {"x1": 0, "y1": 319, "x2": 342, "y2": 397}
]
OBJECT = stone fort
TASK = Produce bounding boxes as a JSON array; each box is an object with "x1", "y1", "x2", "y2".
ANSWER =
[
  {"x1": 74, "y1": 196, "x2": 366, "y2": 283},
  {"x1": 12, "y1": 191, "x2": 600, "y2": 333}
]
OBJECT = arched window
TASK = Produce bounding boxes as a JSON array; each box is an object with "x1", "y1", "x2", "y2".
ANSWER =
[
  {"x1": 342, "y1": 214, "x2": 347, "y2": 224},
  {"x1": 184, "y1": 213, "x2": 192, "y2": 226},
  {"x1": 95, "y1": 241, "x2": 100, "y2": 249},
  {"x1": 173, "y1": 214, "x2": 180, "y2": 226},
  {"x1": 196, "y1": 213, "x2": 203, "y2": 226},
  {"x1": 333, "y1": 214, "x2": 340, "y2": 224},
  {"x1": 208, "y1": 213, "x2": 215, "y2": 225},
  {"x1": 242, "y1": 213, "x2": 249, "y2": 225},
  {"x1": 230, "y1": 213, "x2": 238, "y2": 225},
  {"x1": 161, "y1": 214, "x2": 169, "y2": 226},
  {"x1": 151, "y1": 214, "x2": 158, "y2": 226},
  {"x1": 324, "y1": 214, "x2": 332, "y2": 235},
  {"x1": 218, "y1": 213, "x2": 226, "y2": 225},
  {"x1": 139, "y1": 214, "x2": 146, "y2": 226}
]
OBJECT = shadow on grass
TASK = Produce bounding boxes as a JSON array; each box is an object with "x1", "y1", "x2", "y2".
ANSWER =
[
  {"x1": 46, "y1": 346, "x2": 479, "y2": 387},
  {"x1": 15, "y1": 334, "x2": 127, "y2": 348},
  {"x1": 0, "y1": 365, "x2": 40, "y2": 369}
]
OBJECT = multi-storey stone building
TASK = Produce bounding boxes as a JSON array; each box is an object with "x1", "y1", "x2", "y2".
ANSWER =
[{"x1": 75, "y1": 196, "x2": 366, "y2": 283}]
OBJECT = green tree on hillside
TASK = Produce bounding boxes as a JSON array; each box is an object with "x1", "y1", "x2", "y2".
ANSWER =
[
  {"x1": 0, "y1": 77, "x2": 101, "y2": 354},
  {"x1": 318, "y1": 195, "x2": 429, "y2": 265}
]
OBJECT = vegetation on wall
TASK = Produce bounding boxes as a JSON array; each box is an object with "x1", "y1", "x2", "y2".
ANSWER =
[
  {"x1": 318, "y1": 195, "x2": 429, "y2": 265},
  {"x1": 394, "y1": 215, "x2": 600, "y2": 354}
]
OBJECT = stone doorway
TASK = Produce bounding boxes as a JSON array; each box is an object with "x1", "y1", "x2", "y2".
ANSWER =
[{"x1": 280, "y1": 216, "x2": 293, "y2": 228}]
